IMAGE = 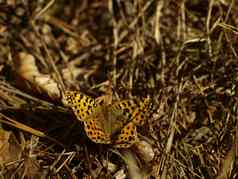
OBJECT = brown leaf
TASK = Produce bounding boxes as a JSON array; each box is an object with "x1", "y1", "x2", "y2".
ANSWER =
[{"x1": 0, "y1": 128, "x2": 22, "y2": 165}]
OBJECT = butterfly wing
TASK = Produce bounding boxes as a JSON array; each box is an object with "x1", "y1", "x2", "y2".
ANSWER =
[
  {"x1": 63, "y1": 90, "x2": 111, "y2": 144},
  {"x1": 84, "y1": 119, "x2": 111, "y2": 144},
  {"x1": 111, "y1": 97, "x2": 152, "y2": 148},
  {"x1": 63, "y1": 90, "x2": 97, "y2": 121},
  {"x1": 63, "y1": 91, "x2": 152, "y2": 147},
  {"x1": 112, "y1": 122, "x2": 138, "y2": 148},
  {"x1": 112, "y1": 97, "x2": 152, "y2": 126}
]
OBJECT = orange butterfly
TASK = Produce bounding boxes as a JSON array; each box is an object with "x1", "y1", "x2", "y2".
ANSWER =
[{"x1": 63, "y1": 90, "x2": 151, "y2": 148}]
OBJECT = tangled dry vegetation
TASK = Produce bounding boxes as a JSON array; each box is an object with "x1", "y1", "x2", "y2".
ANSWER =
[{"x1": 0, "y1": 0, "x2": 238, "y2": 178}]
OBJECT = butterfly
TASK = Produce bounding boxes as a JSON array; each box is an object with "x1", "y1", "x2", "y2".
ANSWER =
[{"x1": 63, "y1": 90, "x2": 152, "y2": 148}]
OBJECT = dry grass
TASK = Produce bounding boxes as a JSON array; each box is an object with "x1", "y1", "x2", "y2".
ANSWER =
[{"x1": 0, "y1": 0, "x2": 238, "y2": 178}]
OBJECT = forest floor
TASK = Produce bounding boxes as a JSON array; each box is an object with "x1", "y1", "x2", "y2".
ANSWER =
[{"x1": 0, "y1": 0, "x2": 238, "y2": 178}]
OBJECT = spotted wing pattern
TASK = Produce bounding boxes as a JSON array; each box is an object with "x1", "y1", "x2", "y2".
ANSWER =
[
  {"x1": 63, "y1": 90, "x2": 110, "y2": 144},
  {"x1": 112, "y1": 122, "x2": 138, "y2": 148},
  {"x1": 112, "y1": 97, "x2": 152, "y2": 126},
  {"x1": 63, "y1": 90, "x2": 97, "y2": 121},
  {"x1": 63, "y1": 90, "x2": 152, "y2": 148},
  {"x1": 84, "y1": 119, "x2": 111, "y2": 144}
]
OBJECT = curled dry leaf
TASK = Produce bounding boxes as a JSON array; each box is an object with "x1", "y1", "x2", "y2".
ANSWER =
[
  {"x1": 134, "y1": 140, "x2": 155, "y2": 163},
  {"x1": 0, "y1": 128, "x2": 43, "y2": 178},
  {"x1": 113, "y1": 169, "x2": 126, "y2": 179},
  {"x1": 14, "y1": 52, "x2": 60, "y2": 99},
  {"x1": 0, "y1": 128, "x2": 22, "y2": 165}
]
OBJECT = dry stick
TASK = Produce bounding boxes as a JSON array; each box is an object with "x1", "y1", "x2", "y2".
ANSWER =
[
  {"x1": 0, "y1": 113, "x2": 66, "y2": 148},
  {"x1": 44, "y1": 15, "x2": 79, "y2": 39},
  {"x1": 112, "y1": 1, "x2": 152, "y2": 96},
  {"x1": 222, "y1": 25, "x2": 238, "y2": 58},
  {"x1": 214, "y1": 0, "x2": 236, "y2": 60},
  {"x1": 160, "y1": 83, "x2": 182, "y2": 179},
  {"x1": 154, "y1": 1, "x2": 163, "y2": 44},
  {"x1": 0, "y1": 84, "x2": 65, "y2": 111},
  {"x1": 31, "y1": 23, "x2": 65, "y2": 93},
  {"x1": 160, "y1": 39, "x2": 166, "y2": 86},
  {"x1": 217, "y1": 18, "x2": 238, "y2": 57},
  {"x1": 64, "y1": 162, "x2": 78, "y2": 179},
  {"x1": 208, "y1": 0, "x2": 236, "y2": 82},
  {"x1": 50, "y1": 149, "x2": 66, "y2": 172},
  {"x1": 206, "y1": 0, "x2": 214, "y2": 58},
  {"x1": 218, "y1": 23, "x2": 238, "y2": 35},
  {"x1": 84, "y1": 145, "x2": 97, "y2": 178},
  {"x1": 31, "y1": 2, "x2": 66, "y2": 93},
  {"x1": 180, "y1": 0, "x2": 186, "y2": 41},
  {"x1": 209, "y1": 0, "x2": 235, "y2": 48},
  {"x1": 55, "y1": 151, "x2": 76, "y2": 174},
  {"x1": 108, "y1": 0, "x2": 119, "y2": 86},
  {"x1": 216, "y1": 112, "x2": 237, "y2": 179},
  {"x1": 33, "y1": 0, "x2": 55, "y2": 20},
  {"x1": 118, "y1": 0, "x2": 153, "y2": 44}
]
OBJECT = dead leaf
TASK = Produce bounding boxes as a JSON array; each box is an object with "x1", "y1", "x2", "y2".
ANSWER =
[
  {"x1": 14, "y1": 52, "x2": 60, "y2": 99},
  {"x1": 0, "y1": 128, "x2": 22, "y2": 165}
]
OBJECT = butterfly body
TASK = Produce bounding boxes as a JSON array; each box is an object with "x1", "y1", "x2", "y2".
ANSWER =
[{"x1": 63, "y1": 90, "x2": 151, "y2": 148}]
